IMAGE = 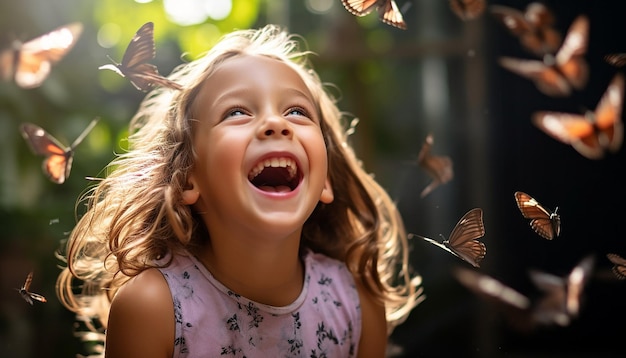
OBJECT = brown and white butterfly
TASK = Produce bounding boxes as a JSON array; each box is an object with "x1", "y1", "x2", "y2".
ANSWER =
[
  {"x1": 605, "y1": 53, "x2": 626, "y2": 68},
  {"x1": 498, "y1": 15, "x2": 589, "y2": 97},
  {"x1": 16, "y1": 271, "x2": 47, "y2": 305},
  {"x1": 606, "y1": 253, "x2": 626, "y2": 280},
  {"x1": 449, "y1": 0, "x2": 486, "y2": 21},
  {"x1": 99, "y1": 22, "x2": 182, "y2": 92},
  {"x1": 417, "y1": 134, "x2": 453, "y2": 198},
  {"x1": 514, "y1": 191, "x2": 560, "y2": 240},
  {"x1": 532, "y1": 73, "x2": 624, "y2": 159},
  {"x1": 341, "y1": 0, "x2": 407, "y2": 30},
  {"x1": 20, "y1": 117, "x2": 99, "y2": 184},
  {"x1": 490, "y1": 2, "x2": 561, "y2": 58},
  {"x1": 411, "y1": 208, "x2": 486, "y2": 267},
  {"x1": 529, "y1": 255, "x2": 595, "y2": 326},
  {"x1": 0, "y1": 22, "x2": 83, "y2": 89}
]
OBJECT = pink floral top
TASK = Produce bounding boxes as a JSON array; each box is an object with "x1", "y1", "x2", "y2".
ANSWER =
[{"x1": 157, "y1": 250, "x2": 361, "y2": 357}]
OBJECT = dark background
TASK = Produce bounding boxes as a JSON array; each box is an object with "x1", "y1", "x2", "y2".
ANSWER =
[{"x1": 1, "y1": 0, "x2": 625, "y2": 357}]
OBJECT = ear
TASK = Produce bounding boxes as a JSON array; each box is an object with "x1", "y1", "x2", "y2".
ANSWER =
[
  {"x1": 319, "y1": 177, "x2": 334, "y2": 204},
  {"x1": 182, "y1": 178, "x2": 200, "y2": 205}
]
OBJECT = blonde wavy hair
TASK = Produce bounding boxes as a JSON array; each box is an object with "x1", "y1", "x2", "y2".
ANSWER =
[{"x1": 56, "y1": 24, "x2": 424, "y2": 343}]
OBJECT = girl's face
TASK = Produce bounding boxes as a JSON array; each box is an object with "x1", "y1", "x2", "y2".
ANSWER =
[{"x1": 184, "y1": 54, "x2": 333, "y2": 242}]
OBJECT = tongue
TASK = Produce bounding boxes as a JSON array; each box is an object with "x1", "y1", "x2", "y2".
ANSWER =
[{"x1": 258, "y1": 185, "x2": 292, "y2": 193}]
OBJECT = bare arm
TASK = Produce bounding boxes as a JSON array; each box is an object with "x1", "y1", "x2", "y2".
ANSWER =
[
  {"x1": 104, "y1": 268, "x2": 174, "y2": 358},
  {"x1": 356, "y1": 281, "x2": 388, "y2": 358}
]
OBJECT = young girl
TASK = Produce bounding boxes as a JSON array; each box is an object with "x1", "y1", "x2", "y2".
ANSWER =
[{"x1": 57, "y1": 24, "x2": 423, "y2": 357}]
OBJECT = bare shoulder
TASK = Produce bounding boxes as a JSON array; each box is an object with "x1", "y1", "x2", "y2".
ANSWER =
[
  {"x1": 354, "y1": 278, "x2": 388, "y2": 358},
  {"x1": 105, "y1": 268, "x2": 174, "y2": 358}
]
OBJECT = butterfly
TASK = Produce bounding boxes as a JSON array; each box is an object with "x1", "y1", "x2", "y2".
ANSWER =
[
  {"x1": 341, "y1": 0, "x2": 407, "y2": 30},
  {"x1": 0, "y1": 22, "x2": 83, "y2": 89},
  {"x1": 532, "y1": 73, "x2": 624, "y2": 159},
  {"x1": 529, "y1": 255, "x2": 594, "y2": 326},
  {"x1": 16, "y1": 271, "x2": 47, "y2": 305},
  {"x1": 99, "y1": 22, "x2": 182, "y2": 92},
  {"x1": 605, "y1": 53, "x2": 626, "y2": 68},
  {"x1": 514, "y1": 191, "x2": 561, "y2": 240},
  {"x1": 449, "y1": 0, "x2": 486, "y2": 21},
  {"x1": 606, "y1": 253, "x2": 626, "y2": 280},
  {"x1": 411, "y1": 208, "x2": 486, "y2": 267},
  {"x1": 498, "y1": 15, "x2": 589, "y2": 97},
  {"x1": 490, "y1": 2, "x2": 561, "y2": 58},
  {"x1": 20, "y1": 117, "x2": 99, "y2": 184},
  {"x1": 416, "y1": 133, "x2": 453, "y2": 198}
]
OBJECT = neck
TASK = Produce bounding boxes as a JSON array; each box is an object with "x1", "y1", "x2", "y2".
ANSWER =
[{"x1": 194, "y1": 230, "x2": 304, "y2": 307}]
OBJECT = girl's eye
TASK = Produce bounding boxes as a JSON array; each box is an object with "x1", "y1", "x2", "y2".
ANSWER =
[
  {"x1": 286, "y1": 107, "x2": 309, "y2": 118},
  {"x1": 226, "y1": 108, "x2": 247, "y2": 118}
]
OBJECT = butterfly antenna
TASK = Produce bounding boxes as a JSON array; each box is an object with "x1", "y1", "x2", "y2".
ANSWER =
[{"x1": 71, "y1": 117, "x2": 100, "y2": 149}]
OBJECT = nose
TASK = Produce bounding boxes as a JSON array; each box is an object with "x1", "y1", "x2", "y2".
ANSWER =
[{"x1": 256, "y1": 114, "x2": 293, "y2": 139}]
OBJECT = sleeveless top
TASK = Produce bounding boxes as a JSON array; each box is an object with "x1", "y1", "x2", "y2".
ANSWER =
[{"x1": 157, "y1": 250, "x2": 361, "y2": 357}]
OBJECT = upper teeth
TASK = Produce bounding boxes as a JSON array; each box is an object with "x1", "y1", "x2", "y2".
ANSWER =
[{"x1": 248, "y1": 157, "x2": 298, "y2": 181}]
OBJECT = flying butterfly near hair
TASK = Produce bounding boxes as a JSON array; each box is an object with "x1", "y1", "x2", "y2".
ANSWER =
[
  {"x1": 449, "y1": 0, "x2": 486, "y2": 21},
  {"x1": 20, "y1": 117, "x2": 99, "y2": 184},
  {"x1": 416, "y1": 133, "x2": 453, "y2": 198},
  {"x1": 490, "y1": 2, "x2": 561, "y2": 57},
  {"x1": 532, "y1": 73, "x2": 624, "y2": 159},
  {"x1": 0, "y1": 22, "x2": 83, "y2": 89},
  {"x1": 606, "y1": 253, "x2": 626, "y2": 280},
  {"x1": 341, "y1": 0, "x2": 407, "y2": 30},
  {"x1": 514, "y1": 191, "x2": 560, "y2": 240},
  {"x1": 498, "y1": 15, "x2": 589, "y2": 97},
  {"x1": 16, "y1": 271, "x2": 47, "y2": 305},
  {"x1": 411, "y1": 208, "x2": 486, "y2": 267},
  {"x1": 99, "y1": 22, "x2": 182, "y2": 92}
]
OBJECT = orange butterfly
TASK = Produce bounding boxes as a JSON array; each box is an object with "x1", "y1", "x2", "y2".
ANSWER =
[
  {"x1": 20, "y1": 117, "x2": 99, "y2": 184},
  {"x1": 0, "y1": 22, "x2": 83, "y2": 89},
  {"x1": 449, "y1": 0, "x2": 486, "y2": 21},
  {"x1": 341, "y1": 0, "x2": 407, "y2": 30},
  {"x1": 417, "y1": 133, "x2": 453, "y2": 198},
  {"x1": 498, "y1": 15, "x2": 589, "y2": 97},
  {"x1": 490, "y1": 2, "x2": 561, "y2": 57},
  {"x1": 16, "y1": 271, "x2": 47, "y2": 305},
  {"x1": 606, "y1": 253, "x2": 626, "y2": 280},
  {"x1": 99, "y1": 22, "x2": 182, "y2": 92},
  {"x1": 532, "y1": 73, "x2": 624, "y2": 159},
  {"x1": 514, "y1": 191, "x2": 560, "y2": 240},
  {"x1": 411, "y1": 208, "x2": 486, "y2": 267}
]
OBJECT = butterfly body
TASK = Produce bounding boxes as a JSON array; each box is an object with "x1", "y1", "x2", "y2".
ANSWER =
[
  {"x1": 20, "y1": 118, "x2": 99, "y2": 184},
  {"x1": 414, "y1": 208, "x2": 486, "y2": 267},
  {"x1": 341, "y1": 0, "x2": 407, "y2": 30},
  {"x1": 498, "y1": 15, "x2": 589, "y2": 97},
  {"x1": 99, "y1": 22, "x2": 182, "y2": 92},
  {"x1": 514, "y1": 191, "x2": 560, "y2": 240},
  {"x1": 16, "y1": 271, "x2": 47, "y2": 305},
  {"x1": 532, "y1": 73, "x2": 624, "y2": 159},
  {"x1": 0, "y1": 22, "x2": 83, "y2": 88}
]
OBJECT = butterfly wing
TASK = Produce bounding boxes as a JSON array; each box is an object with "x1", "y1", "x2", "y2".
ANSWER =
[
  {"x1": 449, "y1": 0, "x2": 486, "y2": 21},
  {"x1": 555, "y1": 15, "x2": 589, "y2": 91},
  {"x1": 413, "y1": 234, "x2": 458, "y2": 258},
  {"x1": 341, "y1": 0, "x2": 380, "y2": 16},
  {"x1": 606, "y1": 253, "x2": 626, "y2": 280},
  {"x1": 565, "y1": 255, "x2": 594, "y2": 317},
  {"x1": 377, "y1": 0, "x2": 407, "y2": 30},
  {"x1": 18, "y1": 271, "x2": 47, "y2": 305},
  {"x1": 19, "y1": 123, "x2": 72, "y2": 184},
  {"x1": 445, "y1": 208, "x2": 486, "y2": 267},
  {"x1": 532, "y1": 111, "x2": 604, "y2": 159},
  {"x1": 593, "y1": 73, "x2": 624, "y2": 154},
  {"x1": 514, "y1": 191, "x2": 560, "y2": 240},
  {"x1": 605, "y1": 53, "x2": 626, "y2": 68},
  {"x1": 529, "y1": 270, "x2": 570, "y2": 326},
  {"x1": 14, "y1": 22, "x2": 83, "y2": 89},
  {"x1": 417, "y1": 134, "x2": 454, "y2": 198},
  {"x1": 490, "y1": 5, "x2": 532, "y2": 37},
  {"x1": 498, "y1": 57, "x2": 571, "y2": 97}
]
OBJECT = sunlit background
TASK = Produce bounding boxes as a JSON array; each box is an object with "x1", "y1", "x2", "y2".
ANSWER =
[{"x1": 1, "y1": 0, "x2": 626, "y2": 357}]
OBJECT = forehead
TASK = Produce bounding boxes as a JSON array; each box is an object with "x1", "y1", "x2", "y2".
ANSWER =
[{"x1": 192, "y1": 54, "x2": 314, "y2": 109}]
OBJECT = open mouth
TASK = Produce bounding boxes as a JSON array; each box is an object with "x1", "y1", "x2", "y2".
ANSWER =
[{"x1": 248, "y1": 157, "x2": 300, "y2": 193}]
